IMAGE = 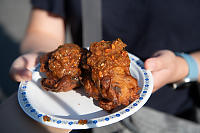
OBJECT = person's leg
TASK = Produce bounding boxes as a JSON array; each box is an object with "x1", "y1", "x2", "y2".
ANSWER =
[
  {"x1": 0, "y1": 92, "x2": 71, "y2": 133},
  {"x1": 129, "y1": 107, "x2": 200, "y2": 133},
  {"x1": 92, "y1": 119, "x2": 132, "y2": 133},
  {"x1": 93, "y1": 107, "x2": 200, "y2": 133}
]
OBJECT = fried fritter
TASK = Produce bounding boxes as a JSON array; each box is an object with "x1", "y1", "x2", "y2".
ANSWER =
[
  {"x1": 39, "y1": 40, "x2": 140, "y2": 111},
  {"x1": 82, "y1": 39, "x2": 140, "y2": 110},
  {"x1": 40, "y1": 44, "x2": 82, "y2": 92}
]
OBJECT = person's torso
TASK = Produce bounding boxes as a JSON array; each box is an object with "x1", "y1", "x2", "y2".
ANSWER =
[{"x1": 65, "y1": 0, "x2": 200, "y2": 116}]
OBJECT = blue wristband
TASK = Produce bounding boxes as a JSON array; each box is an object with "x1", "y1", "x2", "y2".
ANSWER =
[{"x1": 175, "y1": 52, "x2": 199, "y2": 82}]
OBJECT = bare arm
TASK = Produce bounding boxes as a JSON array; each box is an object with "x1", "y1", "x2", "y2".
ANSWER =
[
  {"x1": 21, "y1": 8, "x2": 66, "y2": 53},
  {"x1": 10, "y1": 8, "x2": 66, "y2": 82},
  {"x1": 7, "y1": 8, "x2": 71, "y2": 132}
]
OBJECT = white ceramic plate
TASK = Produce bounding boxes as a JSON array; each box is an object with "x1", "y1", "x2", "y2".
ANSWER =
[{"x1": 18, "y1": 53, "x2": 153, "y2": 129}]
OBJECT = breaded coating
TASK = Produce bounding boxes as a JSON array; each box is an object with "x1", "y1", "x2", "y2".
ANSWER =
[
  {"x1": 82, "y1": 39, "x2": 140, "y2": 110},
  {"x1": 40, "y1": 44, "x2": 82, "y2": 92}
]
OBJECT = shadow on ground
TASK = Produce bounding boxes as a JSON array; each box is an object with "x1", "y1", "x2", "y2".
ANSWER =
[{"x1": 0, "y1": 23, "x2": 20, "y2": 102}]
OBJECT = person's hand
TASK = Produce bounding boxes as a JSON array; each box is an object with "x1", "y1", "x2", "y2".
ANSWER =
[
  {"x1": 9, "y1": 53, "x2": 72, "y2": 132},
  {"x1": 144, "y1": 50, "x2": 188, "y2": 92},
  {"x1": 9, "y1": 52, "x2": 40, "y2": 82}
]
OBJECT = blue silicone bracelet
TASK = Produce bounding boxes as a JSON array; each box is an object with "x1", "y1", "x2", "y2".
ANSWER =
[{"x1": 175, "y1": 52, "x2": 199, "y2": 82}]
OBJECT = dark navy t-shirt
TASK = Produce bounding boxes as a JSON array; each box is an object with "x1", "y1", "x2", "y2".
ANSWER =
[{"x1": 31, "y1": 0, "x2": 200, "y2": 118}]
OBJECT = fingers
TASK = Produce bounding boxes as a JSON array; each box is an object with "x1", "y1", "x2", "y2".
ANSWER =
[
  {"x1": 151, "y1": 71, "x2": 166, "y2": 92},
  {"x1": 144, "y1": 50, "x2": 175, "y2": 72},
  {"x1": 144, "y1": 50, "x2": 176, "y2": 92},
  {"x1": 9, "y1": 53, "x2": 40, "y2": 82},
  {"x1": 10, "y1": 68, "x2": 32, "y2": 82}
]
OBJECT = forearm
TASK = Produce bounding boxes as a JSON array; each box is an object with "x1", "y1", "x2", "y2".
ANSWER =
[
  {"x1": 21, "y1": 31, "x2": 65, "y2": 54},
  {"x1": 20, "y1": 8, "x2": 66, "y2": 54}
]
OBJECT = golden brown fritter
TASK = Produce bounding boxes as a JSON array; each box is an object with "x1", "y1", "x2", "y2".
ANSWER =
[
  {"x1": 39, "y1": 39, "x2": 140, "y2": 111},
  {"x1": 82, "y1": 39, "x2": 140, "y2": 111},
  {"x1": 40, "y1": 44, "x2": 82, "y2": 92}
]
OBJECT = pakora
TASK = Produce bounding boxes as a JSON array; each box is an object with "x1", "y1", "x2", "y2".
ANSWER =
[
  {"x1": 40, "y1": 44, "x2": 82, "y2": 92},
  {"x1": 81, "y1": 39, "x2": 140, "y2": 110}
]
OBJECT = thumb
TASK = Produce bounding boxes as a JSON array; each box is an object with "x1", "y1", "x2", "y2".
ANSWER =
[
  {"x1": 144, "y1": 50, "x2": 172, "y2": 71},
  {"x1": 10, "y1": 68, "x2": 32, "y2": 82},
  {"x1": 9, "y1": 53, "x2": 39, "y2": 82},
  {"x1": 144, "y1": 58, "x2": 162, "y2": 71}
]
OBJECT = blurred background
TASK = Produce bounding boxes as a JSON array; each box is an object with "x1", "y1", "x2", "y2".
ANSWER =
[
  {"x1": 0, "y1": 0, "x2": 72, "y2": 103},
  {"x1": 0, "y1": 0, "x2": 31, "y2": 103}
]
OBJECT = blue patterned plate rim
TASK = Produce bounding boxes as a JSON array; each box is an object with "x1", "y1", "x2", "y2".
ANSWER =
[{"x1": 18, "y1": 53, "x2": 153, "y2": 129}]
